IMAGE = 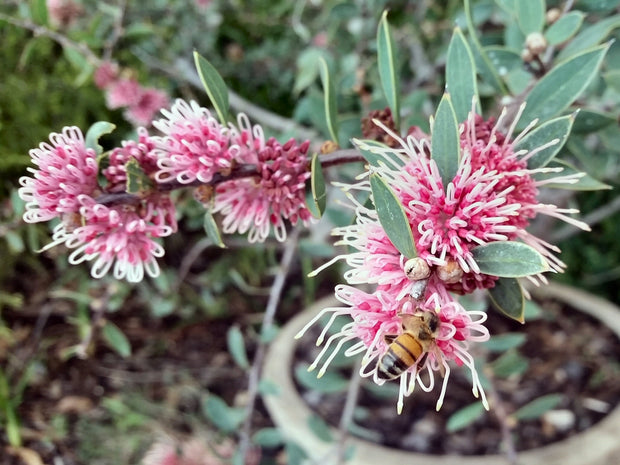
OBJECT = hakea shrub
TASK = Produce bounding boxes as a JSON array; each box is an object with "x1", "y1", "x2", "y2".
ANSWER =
[
  {"x1": 18, "y1": 100, "x2": 312, "y2": 282},
  {"x1": 299, "y1": 104, "x2": 589, "y2": 411}
]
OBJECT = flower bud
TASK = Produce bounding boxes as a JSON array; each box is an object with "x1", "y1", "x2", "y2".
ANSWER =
[
  {"x1": 546, "y1": 8, "x2": 561, "y2": 25},
  {"x1": 436, "y1": 260, "x2": 464, "y2": 284},
  {"x1": 404, "y1": 257, "x2": 431, "y2": 280},
  {"x1": 525, "y1": 32, "x2": 547, "y2": 56}
]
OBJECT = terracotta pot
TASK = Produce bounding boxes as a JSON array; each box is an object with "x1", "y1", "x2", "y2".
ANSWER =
[{"x1": 262, "y1": 282, "x2": 620, "y2": 465}]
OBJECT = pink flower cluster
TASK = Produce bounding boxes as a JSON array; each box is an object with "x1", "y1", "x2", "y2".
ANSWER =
[
  {"x1": 19, "y1": 100, "x2": 312, "y2": 281},
  {"x1": 94, "y1": 62, "x2": 170, "y2": 127},
  {"x1": 300, "y1": 104, "x2": 588, "y2": 411}
]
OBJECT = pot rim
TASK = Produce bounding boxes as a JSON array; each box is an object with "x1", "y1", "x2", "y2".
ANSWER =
[{"x1": 262, "y1": 282, "x2": 620, "y2": 465}]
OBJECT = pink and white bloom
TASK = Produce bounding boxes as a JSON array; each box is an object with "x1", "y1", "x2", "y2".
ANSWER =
[
  {"x1": 314, "y1": 104, "x2": 589, "y2": 298},
  {"x1": 211, "y1": 115, "x2": 313, "y2": 242},
  {"x1": 124, "y1": 87, "x2": 170, "y2": 128},
  {"x1": 152, "y1": 99, "x2": 237, "y2": 184},
  {"x1": 296, "y1": 282, "x2": 489, "y2": 413},
  {"x1": 18, "y1": 126, "x2": 98, "y2": 223},
  {"x1": 105, "y1": 78, "x2": 142, "y2": 109},
  {"x1": 65, "y1": 195, "x2": 176, "y2": 283}
]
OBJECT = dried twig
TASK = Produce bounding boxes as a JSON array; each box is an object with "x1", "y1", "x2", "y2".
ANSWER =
[{"x1": 237, "y1": 227, "x2": 300, "y2": 462}]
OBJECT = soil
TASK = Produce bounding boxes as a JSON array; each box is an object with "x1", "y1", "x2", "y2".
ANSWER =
[{"x1": 295, "y1": 294, "x2": 620, "y2": 455}]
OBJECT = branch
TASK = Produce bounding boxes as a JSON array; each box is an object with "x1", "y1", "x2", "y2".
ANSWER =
[
  {"x1": 237, "y1": 227, "x2": 300, "y2": 462},
  {"x1": 0, "y1": 12, "x2": 102, "y2": 67}
]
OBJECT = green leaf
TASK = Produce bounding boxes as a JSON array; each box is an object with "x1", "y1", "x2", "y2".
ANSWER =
[
  {"x1": 227, "y1": 326, "x2": 250, "y2": 370},
  {"x1": 102, "y1": 321, "x2": 131, "y2": 358},
  {"x1": 295, "y1": 363, "x2": 348, "y2": 393},
  {"x1": 353, "y1": 139, "x2": 405, "y2": 168},
  {"x1": 307, "y1": 153, "x2": 326, "y2": 219},
  {"x1": 483, "y1": 333, "x2": 527, "y2": 352},
  {"x1": 472, "y1": 241, "x2": 548, "y2": 277},
  {"x1": 431, "y1": 93, "x2": 460, "y2": 190},
  {"x1": 319, "y1": 58, "x2": 339, "y2": 143},
  {"x1": 516, "y1": 114, "x2": 574, "y2": 169},
  {"x1": 125, "y1": 158, "x2": 153, "y2": 196},
  {"x1": 544, "y1": 11, "x2": 584, "y2": 45},
  {"x1": 377, "y1": 10, "x2": 401, "y2": 128},
  {"x1": 285, "y1": 441, "x2": 308, "y2": 465},
  {"x1": 490, "y1": 349, "x2": 529, "y2": 378},
  {"x1": 203, "y1": 210, "x2": 226, "y2": 248},
  {"x1": 572, "y1": 110, "x2": 616, "y2": 133},
  {"x1": 294, "y1": 47, "x2": 325, "y2": 94},
  {"x1": 603, "y1": 69, "x2": 620, "y2": 93},
  {"x1": 446, "y1": 27, "x2": 479, "y2": 122},
  {"x1": 518, "y1": 43, "x2": 609, "y2": 128},
  {"x1": 307, "y1": 413, "x2": 334, "y2": 442},
  {"x1": 516, "y1": 0, "x2": 545, "y2": 34},
  {"x1": 201, "y1": 395, "x2": 246, "y2": 433},
  {"x1": 464, "y1": 0, "x2": 507, "y2": 94},
  {"x1": 514, "y1": 394, "x2": 563, "y2": 420},
  {"x1": 557, "y1": 15, "x2": 620, "y2": 61},
  {"x1": 485, "y1": 46, "x2": 522, "y2": 74},
  {"x1": 86, "y1": 121, "x2": 116, "y2": 156},
  {"x1": 488, "y1": 277, "x2": 525, "y2": 322},
  {"x1": 31, "y1": 0, "x2": 48, "y2": 25},
  {"x1": 369, "y1": 173, "x2": 416, "y2": 259},
  {"x1": 533, "y1": 159, "x2": 611, "y2": 190},
  {"x1": 193, "y1": 51, "x2": 229, "y2": 124},
  {"x1": 252, "y1": 428, "x2": 284, "y2": 447},
  {"x1": 6, "y1": 404, "x2": 21, "y2": 447},
  {"x1": 446, "y1": 402, "x2": 486, "y2": 432}
]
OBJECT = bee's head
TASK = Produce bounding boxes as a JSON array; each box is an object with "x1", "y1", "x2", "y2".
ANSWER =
[{"x1": 419, "y1": 310, "x2": 440, "y2": 333}]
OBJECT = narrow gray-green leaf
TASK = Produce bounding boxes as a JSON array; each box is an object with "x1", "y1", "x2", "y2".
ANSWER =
[
  {"x1": 488, "y1": 277, "x2": 525, "y2": 322},
  {"x1": 353, "y1": 139, "x2": 405, "y2": 168},
  {"x1": 544, "y1": 11, "x2": 584, "y2": 45},
  {"x1": 86, "y1": 121, "x2": 116, "y2": 156},
  {"x1": 310, "y1": 153, "x2": 326, "y2": 218},
  {"x1": 572, "y1": 110, "x2": 616, "y2": 133},
  {"x1": 472, "y1": 241, "x2": 548, "y2": 277},
  {"x1": 227, "y1": 326, "x2": 250, "y2": 370},
  {"x1": 319, "y1": 57, "x2": 339, "y2": 143},
  {"x1": 465, "y1": 0, "x2": 507, "y2": 94},
  {"x1": 516, "y1": 0, "x2": 545, "y2": 34},
  {"x1": 32, "y1": 0, "x2": 48, "y2": 26},
  {"x1": 446, "y1": 27, "x2": 479, "y2": 122},
  {"x1": 102, "y1": 321, "x2": 131, "y2": 358},
  {"x1": 430, "y1": 93, "x2": 460, "y2": 191},
  {"x1": 485, "y1": 46, "x2": 522, "y2": 74},
  {"x1": 446, "y1": 402, "x2": 486, "y2": 432},
  {"x1": 203, "y1": 210, "x2": 226, "y2": 248},
  {"x1": 490, "y1": 349, "x2": 529, "y2": 378},
  {"x1": 252, "y1": 428, "x2": 284, "y2": 447},
  {"x1": 533, "y1": 159, "x2": 611, "y2": 190},
  {"x1": 518, "y1": 43, "x2": 609, "y2": 128},
  {"x1": 369, "y1": 173, "x2": 416, "y2": 259},
  {"x1": 202, "y1": 395, "x2": 246, "y2": 433},
  {"x1": 514, "y1": 394, "x2": 563, "y2": 420},
  {"x1": 516, "y1": 114, "x2": 575, "y2": 169},
  {"x1": 193, "y1": 51, "x2": 229, "y2": 124},
  {"x1": 557, "y1": 15, "x2": 620, "y2": 61},
  {"x1": 377, "y1": 10, "x2": 400, "y2": 128},
  {"x1": 125, "y1": 158, "x2": 153, "y2": 196},
  {"x1": 307, "y1": 414, "x2": 334, "y2": 442},
  {"x1": 483, "y1": 333, "x2": 527, "y2": 352}
]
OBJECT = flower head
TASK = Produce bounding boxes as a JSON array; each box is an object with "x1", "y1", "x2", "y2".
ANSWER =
[
  {"x1": 18, "y1": 126, "x2": 98, "y2": 223},
  {"x1": 211, "y1": 114, "x2": 312, "y2": 242},
  {"x1": 105, "y1": 78, "x2": 142, "y2": 109},
  {"x1": 296, "y1": 282, "x2": 489, "y2": 413},
  {"x1": 152, "y1": 99, "x2": 237, "y2": 184},
  {"x1": 93, "y1": 61, "x2": 119, "y2": 90},
  {"x1": 125, "y1": 87, "x2": 170, "y2": 128},
  {"x1": 66, "y1": 195, "x2": 176, "y2": 283}
]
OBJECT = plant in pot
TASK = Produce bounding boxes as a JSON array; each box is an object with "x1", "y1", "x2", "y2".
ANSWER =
[{"x1": 6, "y1": 0, "x2": 619, "y2": 464}]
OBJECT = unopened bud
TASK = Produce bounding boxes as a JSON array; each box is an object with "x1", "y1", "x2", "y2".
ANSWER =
[
  {"x1": 546, "y1": 8, "x2": 561, "y2": 25},
  {"x1": 521, "y1": 48, "x2": 534, "y2": 63},
  {"x1": 320, "y1": 140, "x2": 339, "y2": 154},
  {"x1": 436, "y1": 260, "x2": 464, "y2": 284},
  {"x1": 404, "y1": 257, "x2": 431, "y2": 281},
  {"x1": 193, "y1": 185, "x2": 214, "y2": 205},
  {"x1": 525, "y1": 32, "x2": 547, "y2": 56}
]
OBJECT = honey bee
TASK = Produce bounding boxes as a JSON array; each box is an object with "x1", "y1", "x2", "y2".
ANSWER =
[{"x1": 377, "y1": 311, "x2": 441, "y2": 380}]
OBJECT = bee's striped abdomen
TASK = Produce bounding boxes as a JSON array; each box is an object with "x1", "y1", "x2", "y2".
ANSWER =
[{"x1": 377, "y1": 333, "x2": 424, "y2": 380}]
